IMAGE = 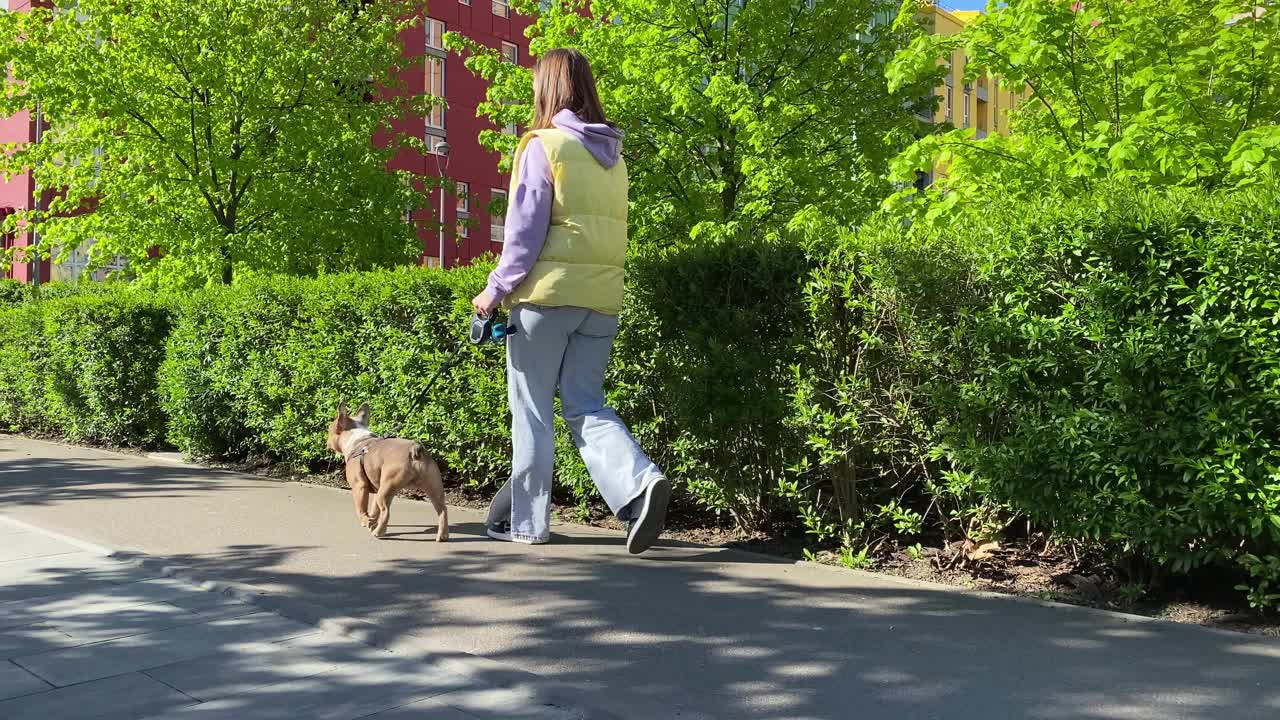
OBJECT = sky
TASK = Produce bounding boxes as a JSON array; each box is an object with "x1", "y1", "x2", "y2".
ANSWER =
[{"x1": 939, "y1": 0, "x2": 992, "y2": 11}]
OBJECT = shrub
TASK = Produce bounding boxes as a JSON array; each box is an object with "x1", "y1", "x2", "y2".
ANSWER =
[
  {"x1": 0, "y1": 279, "x2": 26, "y2": 306},
  {"x1": 0, "y1": 300, "x2": 51, "y2": 433},
  {"x1": 783, "y1": 214, "x2": 1003, "y2": 548},
  {"x1": 42, "y1": 292, "x2": 173, "y2": 445},
  {"x1": 160, "y1": 243, "x2": 817, "y2": 528},
  {"x1": 788, "y1": 183, "x2": 1280, "y2": 606},
  {"x1": 0, "y1": 280, "x2": 114, "y2": 307},
  {"x1": 0, "y1": 287, "x2": 172, "y2": 445},
  {"x1": 159, "y1": 267, "x2": 512, "y2": 487},
  {"x1": 929, "y1": 186, "x2": 1280, "y2": 602},
  {"x1": 604, "y1": 237, "x2": 813, "y2": 529}
]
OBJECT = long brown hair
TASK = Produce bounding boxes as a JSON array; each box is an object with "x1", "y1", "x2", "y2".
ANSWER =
[{"x1": 531, "y1": 48, "x2": 611, "y2": 131}]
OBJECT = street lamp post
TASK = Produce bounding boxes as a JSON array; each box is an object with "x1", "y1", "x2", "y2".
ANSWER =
[
  {"x1": 433, "y1": 141, "x2": 451, "y2": 268},
  {"x1": 31, "y1": 100, "x2": 42, "y2": 287}
]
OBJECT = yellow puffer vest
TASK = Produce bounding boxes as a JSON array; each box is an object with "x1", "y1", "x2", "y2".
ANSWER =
[{"x1": 501, "y1": 127, "x2": 629, "y2": 316}]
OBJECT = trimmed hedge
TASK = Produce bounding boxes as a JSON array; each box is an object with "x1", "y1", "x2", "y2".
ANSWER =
[
  {"x1": 934, "y1": 189, "x2": 1280, "y2": 605},
  {"x1": 789, "y1": 186, "x2": 1280, "y2": 603},
  {"x1": 159, "y1": 265, "x2": 510, "y2": 483},
  {"x1": 602, "y1": 238, "x2": 812, "y2": 527},
  {"x1": 0, "y1": 300, "x2": 50, "y2": 434},
  {"x1": 0, "y1": 280, "x2": 115, "y2": 307},
  {"x1": 155, "y1": 242, "x2": 812, "y2": 520},
  {"x1": 0, "y1": 287, "x2": 172, "y2": 446},
  {"x1": 0, "y1": 279, "x2": 26, "y2": 306}
]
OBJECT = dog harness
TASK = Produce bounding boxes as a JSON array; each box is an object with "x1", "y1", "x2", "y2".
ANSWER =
[{"x1": 345, "y1": 436, "x2": 385, "y2": 489}]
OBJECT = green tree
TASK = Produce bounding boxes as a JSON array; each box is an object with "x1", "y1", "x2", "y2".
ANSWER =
[
  {"x1": 0, "y1": 0, "x2": 434, "y2": 287},
  {"x1": 449, "y1": 0, "x2": 934, "y2": 247},
  {"x1": 886, "y1": 0, "x2": 1280, "y2": 218}
]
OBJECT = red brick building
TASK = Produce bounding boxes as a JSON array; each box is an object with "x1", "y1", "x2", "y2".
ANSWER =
[
  {"x1": 0, "y1": 0, "x2": 46, "y2": 283},
  {"x1": 1, "y1": 0, "x2": 532, "y2": 282},
  {"x1": 400, "y1": 0, "x2": 533, "y2": 269}
]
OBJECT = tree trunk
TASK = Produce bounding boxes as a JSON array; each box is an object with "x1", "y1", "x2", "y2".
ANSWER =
[
  {"x1": 834, "y1": 456, "x2": 861, "y2": 540},
  {"x1": 220, "y1": 245, "x2": 233, "y2": 285}
]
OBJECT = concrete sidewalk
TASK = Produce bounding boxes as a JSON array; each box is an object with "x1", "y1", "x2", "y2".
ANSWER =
[
  {"x1": 2, "y1": 435, "x2": 1279, "y2": 719},
  {"x1": 0, "y1": 517, "x2": 591, "y2": 720}
]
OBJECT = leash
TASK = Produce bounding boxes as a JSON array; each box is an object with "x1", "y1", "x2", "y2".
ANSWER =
[
  {"x1": 384, "y1": 311, "x2": 516, "y2": 440},
  {"x1": 409, "y1": 347, "x2": 464, "y2": 412},
  {"x1": 383, "y1": 346, "x2": 464, "y2": 441},
  {"x1": 344, "y1": 345, "x2": 461, "y2": 486}
]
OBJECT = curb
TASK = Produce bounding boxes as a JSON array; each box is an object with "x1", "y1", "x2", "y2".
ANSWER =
[
  {"x1": 145, "y1": 451, "x2": 188, "y2": 465},
  {"x1": 799, "y1": 554, "x2": 1280, "y2": 647},
  {"x1": 0, "y1": 513, "x2": 707, "y2": 720}
]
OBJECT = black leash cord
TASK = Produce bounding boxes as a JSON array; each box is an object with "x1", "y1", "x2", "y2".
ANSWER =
[{"x1": 388, "y1": 313, "x2": 511, "y2": 438}]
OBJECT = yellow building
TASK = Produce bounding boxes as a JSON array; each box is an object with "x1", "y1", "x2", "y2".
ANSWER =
[{"x1": 922, "y1": 3, "x2": 1024, "y2": 139}]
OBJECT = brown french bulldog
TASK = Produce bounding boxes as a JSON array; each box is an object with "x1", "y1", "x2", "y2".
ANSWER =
[{"x1": 326, "y1": 403, "x2": 449, "y2": 542}]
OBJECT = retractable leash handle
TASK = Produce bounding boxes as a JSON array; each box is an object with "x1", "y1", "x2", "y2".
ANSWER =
[{"x1": 470, "y1": 311, "x2": 517, "y2": 345}]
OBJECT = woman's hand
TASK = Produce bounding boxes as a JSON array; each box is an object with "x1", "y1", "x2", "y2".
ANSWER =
[{"x1": 472, "y1": 289, "x2": 500, "y2": 317}]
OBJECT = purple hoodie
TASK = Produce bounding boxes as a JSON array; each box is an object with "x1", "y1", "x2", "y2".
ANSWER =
[{"x1": 484, "y1": 109, "x2": 624, "y2": 301}]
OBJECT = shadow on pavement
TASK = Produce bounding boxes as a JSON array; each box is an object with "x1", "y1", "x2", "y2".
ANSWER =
[{"x1": 0, "y1": 444, "x2": 259, "y2": 506}]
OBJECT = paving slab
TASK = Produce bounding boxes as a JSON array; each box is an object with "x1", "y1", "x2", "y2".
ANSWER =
[
  {"x1": 13, "y1": 611, "x2": 319, "y2": 687},
  {"x1": 0, "y1": 552, "x2": 155, "y2": 604},
  {"x1": 431, "y1": 685, "x2": 591, "y2": 720},
  {"x1": 0, "y1": 670, "x2": 196, "y2": 720},
  {"x1": 0, "y1": 577, "x2": 223, "y2": 631},
  {"x1": 143, "y1": 632, "x2": 383, "y2": 702},
  {"x1": 164, "y1": 593, "x2": 259, "y2": 622},
  {"x1": 0, "y1": 659, "x2": 51, "y2": 701},
  {"x1": 357, "y1": 696, "x2": 481, "y2": 720},
  {"x1": 0, "y1": 623, "x2": 79, "y2": 657},
  {"x1": 0, "y1": 515, "x2": 583, "y2": 720},
  {"x1": 139, "y1": 655, "x2": 471, "y2": 720}
]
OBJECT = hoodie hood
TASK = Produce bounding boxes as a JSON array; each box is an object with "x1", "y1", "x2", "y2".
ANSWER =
[{"x1": 551, "y1": 109, "x2": 623, "y2": 169}]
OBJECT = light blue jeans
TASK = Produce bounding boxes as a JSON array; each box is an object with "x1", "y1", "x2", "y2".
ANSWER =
[{"x1": 485, "y1": 304, "x2": 663, "y2": 544}]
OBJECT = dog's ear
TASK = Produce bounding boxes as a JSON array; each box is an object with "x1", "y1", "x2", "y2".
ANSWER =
[
  {"x1": 352, "y1": 402, "x2": 370, "y2": 425},
  {"x1": 337, "y1": 402, "x2": 349, "y2": 418}
]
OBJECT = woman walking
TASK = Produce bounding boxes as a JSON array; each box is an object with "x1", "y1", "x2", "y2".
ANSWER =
[{"x1": 471, "y1": 48, "x2": 671, "y2": 554}]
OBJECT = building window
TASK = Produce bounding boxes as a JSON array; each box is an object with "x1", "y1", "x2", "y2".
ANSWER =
[
  {"x1": 501, "y1": 41, "x2": 518, "y2": 65},
  {"x1": 491, "y1": 189, "x2": 507, "y2": 242},
  {"x1": 963, "y1": 92, "x2": 970, "y2": 128},
  {"x1": 459, "y1": 0, "x2": 470, "y2": 5},
  {"x1": 423, "y1": 256, "x2": 441, "y2": 268},
  {"x1": 425, "y1": 56, "x2": 445, "y2": 130},
  {"x1": 945, "y1": 85, "x2": 953, "y2": 121},
  {"x1": 492, "y1": 0, "x2": 510, "y2": 18},
  {"x1": 456, "y1": 181, "x2": 470, "y2": 213},
  {"x1": 426, "y1": 18, "x2": 445, "y2": 51},
  {"x1": 426, "y1": 134, "x2": 448, "y2": 155},
  {"x1": 500, "y1": 98, "x2": 519, "y2": 136},
  {"x1": 457, "y1": 220, "x2": 470, "y2": 239}
]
